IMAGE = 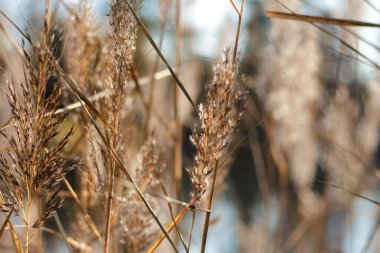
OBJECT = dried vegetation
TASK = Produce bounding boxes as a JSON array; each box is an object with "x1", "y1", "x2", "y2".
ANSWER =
[{"x1": 0, "y1": 0, "x2": 380, "y2": 252}]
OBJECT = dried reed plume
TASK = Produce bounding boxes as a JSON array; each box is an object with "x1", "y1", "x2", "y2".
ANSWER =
[
  {"x1": 188, "y1": 50, "x2": 246, "y2": 209},
  {"x1": 186, "y1": 51, "x2": 246, "y2": 253},
  {"x1": 0, "y1": 13, "x2": 77, "y2": 251},
  {"x1": 110, "y1": 0, "x2": 139, "y2": 71}
]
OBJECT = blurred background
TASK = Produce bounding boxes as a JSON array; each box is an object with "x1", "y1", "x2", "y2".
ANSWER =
[{"x1": 1, "y1": 0, "x2": 380, "y2": 252}]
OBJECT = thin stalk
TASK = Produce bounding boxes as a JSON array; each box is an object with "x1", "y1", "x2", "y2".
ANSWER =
[
  {"x1": 130, "y1": 67, "x2": 170, "y2": 128},
  {"x1": 149, "y1": 193, "x2": 209, "y2": 213},
  {"x1": 317, "y1": 180, "x2": 380, "y2": 206},
  {"x1": 187, "y1": 210, "x2": 196, "y2": 252},
  {"x1": 341, "y1": 27, "x2": 380, "y2": 53},
  {"x1": 200, "y1": 160, "x2": 219, "y2": 253},
  {"x1": 229, "y1": 0, "x2": 239, "y2": 14},
  {"x1": 103, "y1": 164, "x2": 115, "y2": 253},
  {"x1": 231, "y1": 0, "x2": 245, "y2": 64},
  {"x1": 104, "y1": 55, "x2": 124, "y2": 253},
  {"x1": 157, "y1": 177, "x2": 188, "y2": 252},
  {"x1": 361, "y1": 209, "x2": 380, "y2": 253},
  {"x1": 364, "y1": 0, "x2": 380, "y2": 15},
  {"x1": 174, "y1": 0, "x2": 183, "y2": 207},
  {"x1": 35, "y1": 3, "x2": 51, "y2": 248},
  {"x1": 0, "y1": 21, "x2": 24, "y2": 56},
  {"x1": 54, "y1": 211, "x2": 74, "y2": 253},
  {"x1": 63, "y1": 178, "x2": 104, "y2": 243},
  {"x1": 25, "y1": 186, "x2": 31, "y2": 253},
  {"x1": 123, "y1": 1, "x2": 198, "y2": 112},
  {"x1": 146, "y1": 205, "x2": 189, "y2": 253}
]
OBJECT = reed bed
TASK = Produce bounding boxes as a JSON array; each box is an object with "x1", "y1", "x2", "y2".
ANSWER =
[{"x1": 0, "y1": 0, "x2": 380, "y2": 252}]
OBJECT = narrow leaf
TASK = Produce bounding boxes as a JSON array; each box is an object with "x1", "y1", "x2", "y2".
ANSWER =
[
  {"x1": 267, "y1": 11, "x2": 380, "y2": 28},
  {"x1": 9, "y1": 222, "x2": 23, "y2": 253},
  {"x1": 0, "y1": 209, "x2": 13, "y2": 239}
]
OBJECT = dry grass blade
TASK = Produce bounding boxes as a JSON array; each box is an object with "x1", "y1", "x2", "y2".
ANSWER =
[
  {"x1": 361, "y1": 211, "x2": 380, "y2": 253},
  {"x1": 0, "y1": 21, "x2": 24, "y2": 57},
  {"x1": 272, "y1": 1, "x2": 380, "y2": 71},
  {"x1": 156, "y1": 174, "x2": 188, "y2": 252},
  {"x1": 146, "y1": 205, "x2": 189, "y2": 253},
  {"x1": 0, "y1": 10, "x2": 31, "y2": 43},
  {"x1": 62, "y1": 178, "x2": 104, "y2": 244},
  {"x1": 341, "y1": 27, "x2": 380, "y2": 53},
  {"x1": 123, "y1": 1, "x2": 198, "y2": 112},
  {"x1": 364, "y1": 0, "x2": 380, "y2": 15},
  {"x1": 266, "y1": 11, "x2": 380, "y2": 27},
  {"x1": 0, "y1": 193, "x2": 22, "y2": 253},
  {"x1": 54, "y1": 211, "x2": 73, "y2": 253},
  {"x1": 229, "y1": 0, "x2": 240, "y2": 14},
  {"x1": 0, "y1": 209, "x2": 13, "y2": 239},
  {"x1": 0, "y1": 118, "x2": 11, "y2": 133},
  {"x1": 318, "y1": 180, "x2": 380, "y2": 206},
  {"x1": 316, "y1": 25, "x2": 380, "y2": 70},
  {"x1": 9, "y1": 222, "x2": 23, "y2": 253},
  {"x1": 296, "y1": 0, "x2": 380, "y2": 54}
]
